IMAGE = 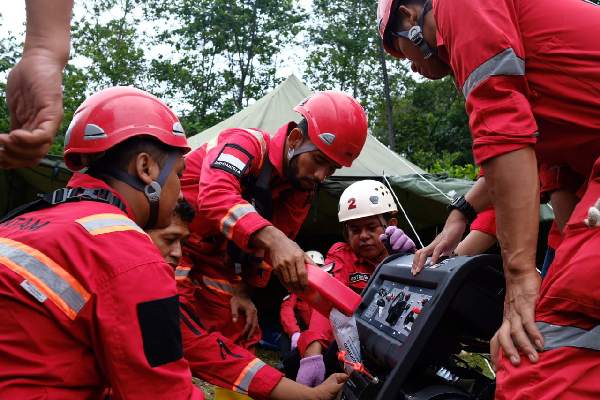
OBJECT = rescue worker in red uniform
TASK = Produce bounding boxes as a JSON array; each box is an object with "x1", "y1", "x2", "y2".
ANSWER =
[
  {"x1": 0, "y1": 87, "x2": 204, "y2": 399},
  {"x1": 178, "y1": 91, "x2": 369, "y2": 356},
  {"x1": 377, "y1": 0, "x2": 600, "y2": 397},
  {"x1": 290, "y1": 180, "x2": 415, "y2": 387},
  {"x1": 147, "y1": 200, "x2": 349, "y2": 400}
]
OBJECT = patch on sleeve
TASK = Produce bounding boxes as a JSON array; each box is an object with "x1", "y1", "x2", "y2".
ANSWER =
[
  {"x1": 137, "y1": 295, "x2": 183, "y2": 367},
  {"x1": 211, "y1": 144, "x2": 253, "y2": 178},
  {"x1": 349, "y1": 272, "x2": 370, "y2": 284}
]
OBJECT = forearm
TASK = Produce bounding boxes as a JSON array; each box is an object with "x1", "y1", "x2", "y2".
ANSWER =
[
  {"x1": 24, "y1": 0, "x2": 73, "y2": 63},
  {"x1": 304, "y1": 341, "x2": 323, "y2": 357},
  {"x1": 465, "y1": 176, "x2": 493, "y2": 212},
  {"x1": 483, "y1": 147, "x2": 539, "y2": 274},
  {"x1": 250, "y1": 225, "x2": 284, "y2": 250},
  {"x1": 269, "y1": 378, "x2": 319, "y2": 400}
]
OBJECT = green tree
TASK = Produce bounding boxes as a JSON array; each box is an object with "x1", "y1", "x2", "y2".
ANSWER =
[
  {"x1": 144, "y1": 0, "x2": 305, "y2": 134},
  {"x1": 373, "y1": 76, "x2": 474, "y2": 175},
  {"x1": 0, "y1": 32, "x2": 19, "y2": 133}
]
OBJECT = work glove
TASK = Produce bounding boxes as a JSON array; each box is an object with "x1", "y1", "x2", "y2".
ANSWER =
[
  {"x1": 380, "y1": 226, "x2": 416, "y2": 254},
  {"x1": 291, "y1": 332, "x2": 301, "y2": 350},
  {"x1": 296, "y1": 355, "x2": 326, "y2": 387}
]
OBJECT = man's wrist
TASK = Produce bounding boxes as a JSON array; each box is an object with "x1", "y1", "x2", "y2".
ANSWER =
[
  {"x1": 448, "y1": 195, "x2": 477, "y2": 222},
  {"x1": 251, "y1": 225, "x2": 278, "y2": 250},
  {"x1": 21, "y1": 45, "x2": 69, "y2": 67}
]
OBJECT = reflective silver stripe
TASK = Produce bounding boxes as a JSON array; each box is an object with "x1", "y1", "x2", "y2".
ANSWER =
[
  {"x1": 244, "y1": 129, "x2": 267, "y2": 159},
  {"x1": 175, "y1": 268, "x2": 190, "y2": 277},
  {"x1": 234, "y1": 359, "x2": 267, "y2": 394},
  {"x1": 0, "y1": 241, "x2": 87, "y2": 316},
  {"x1": 221, "y1": 204, "x2": 256, "y2": 239},
  {"x1": 77, "y1": 214, "x2": 140, "y2": 232},
  {"x1": 202, "y1": 276, "x2": 235, "y2": 296},
  {"x1": 462, "y1": 48, "x2": 525, "y2": 98},
  {"x1": 537, "y1": 322, "x2": 600, "y2": 351}
]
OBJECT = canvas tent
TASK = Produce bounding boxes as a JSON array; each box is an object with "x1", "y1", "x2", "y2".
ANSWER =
[{"x1": 0, "y1": 74, "x2": 553, "y2": 255}]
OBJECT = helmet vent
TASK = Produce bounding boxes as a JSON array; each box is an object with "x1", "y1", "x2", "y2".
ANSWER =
[
  {"x1": 172, "y1": 122, "x2": 186, "y2": 136},
  {"x1": 319, "y1": 132, "x2": 336, "y2": 145},
  {"x1": 83, "y1": 124, "x2": 107, "y2": 140}
]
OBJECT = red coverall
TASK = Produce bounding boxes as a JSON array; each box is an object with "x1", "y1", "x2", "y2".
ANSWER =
[
  {"x1": 179, "y1": 301, "x2": 283, "y2": 399},
  {"x1": 469, "y1": 208, "x2": 496, "y2": 238},
  {"x1": 0, "y1": 173, "x2": 203, "y2": 400},
  {"x1": 180, "y1": 123, "x2": 312, "y2": 349},
  {"x1": 297, "y1": 242, "x2": 377, "y2": 356},
  {"x1": 280, "y1": 294, "x2": 312, "y2": 337},
  {"x1": 432, "y1": 0, "x2": 600, "y2": 396}
]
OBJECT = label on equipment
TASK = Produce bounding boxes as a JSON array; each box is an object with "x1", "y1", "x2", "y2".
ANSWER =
[{"x1": 330, "y1": 308, "x2": 362, "y2": 374}]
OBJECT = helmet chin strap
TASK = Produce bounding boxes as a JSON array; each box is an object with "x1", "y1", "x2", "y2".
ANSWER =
[
  {"x1": 107, "y1": 152, "x2": 178, "y2": 229},
  {"x1": 394, "y1": 0, "x2": 436, "y2": 59}
]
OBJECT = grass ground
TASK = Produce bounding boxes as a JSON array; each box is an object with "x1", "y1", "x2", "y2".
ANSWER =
[{"x1": 194, "y1": 348, "x2": 280, "y2": 400}]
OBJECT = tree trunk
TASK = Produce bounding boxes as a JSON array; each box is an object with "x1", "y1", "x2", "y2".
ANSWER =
[{"x1": 377, "y1": 40, "x2": 395, "y2": 150}]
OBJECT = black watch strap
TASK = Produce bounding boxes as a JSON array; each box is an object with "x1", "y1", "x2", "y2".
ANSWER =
[{"x1": 447, "y1": 195, "x2": 477, "y2": 223}]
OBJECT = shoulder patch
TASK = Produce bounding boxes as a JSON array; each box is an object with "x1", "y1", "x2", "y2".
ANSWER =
[
  {"x1": 137, "y1": 295, "x2": 183, "y2": 367},
  {"x1": 211, "y1": 143, "x2": 254, "y2": 178}
]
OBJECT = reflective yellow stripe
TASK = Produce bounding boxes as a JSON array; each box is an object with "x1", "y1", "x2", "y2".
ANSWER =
[
  {"x1": 175, "y1": 266, "x2": 191, "y2": 281},
  {"x1": 243, "y1": 129, "x2": 267, "y2": 169},
  {"x1": 202, "y1": 275, "x2": 235, "y2": 296},
  {"x1": 232, "y1": 358, "x2": 266, "y2": 394},
  {"x1": 76, "y1": 213, "x2": 146, "y2": 236},
  {"x1": 0, "y1": 238, "x2": 90, "y2": 320},
  {"x1": 220, "y1": 204, "x2": 256, "y2": 239}
]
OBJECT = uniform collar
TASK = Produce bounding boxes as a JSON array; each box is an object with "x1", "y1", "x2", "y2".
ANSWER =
[
  {"x1": 268, "y1": 121, "x2": 296, "y2": 177},
  {"x1": 67, "y1": 172, "x2": 136, "y2": 219}
]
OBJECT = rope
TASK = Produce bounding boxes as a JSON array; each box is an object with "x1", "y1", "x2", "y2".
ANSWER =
[
  {"x1": 383, "y1": 174, "x2": 424, "y2": 248},
  {"x1": 393, "y1": 158, "x2": 453, "y2": 202}
]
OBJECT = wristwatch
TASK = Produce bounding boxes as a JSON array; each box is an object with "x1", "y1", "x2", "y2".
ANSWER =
[{"x1": 447, "y1": 195, "x2": 477, "y2": 223}]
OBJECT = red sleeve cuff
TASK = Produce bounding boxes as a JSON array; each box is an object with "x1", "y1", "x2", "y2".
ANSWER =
[
  {"x1": 230, "y1": 211, "x2": 272, "y2": 250},
  {"x1": 248, "y1": 364, "x2": 284, "y2": 400},
  {"x1": 473, "y1": 142, "x2": 534, "y2": 166},
  {"x1": 297, "y1": 330, "x2": 333, "y2": 357}
]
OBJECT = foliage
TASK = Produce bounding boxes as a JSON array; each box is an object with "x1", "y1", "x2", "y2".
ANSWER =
[{"x1": 372, "y1": 76, "x2": 473, "y2": 173}]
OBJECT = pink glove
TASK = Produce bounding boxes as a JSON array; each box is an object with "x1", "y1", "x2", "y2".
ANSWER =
[
  {"x1": 380, "y1": 226, "x2": 416, "y2": 254},
  {"x1": 296, "y1": 355, "x2": 325, "y2": 387},
  {"x1": 291, "y1": 332, "x2": 301, "y2": 350}
]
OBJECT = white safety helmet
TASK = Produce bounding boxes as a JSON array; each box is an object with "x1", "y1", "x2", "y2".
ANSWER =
[
  {"x1": 338, "y1": 180, "x2": 397, "y2": 223},
  {"x1": 306, "y1": 250, "x2": 325, "y2": 266}
]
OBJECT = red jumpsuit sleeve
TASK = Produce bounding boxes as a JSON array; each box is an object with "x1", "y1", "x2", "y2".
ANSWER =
[
  {"x1": 196, "y1": 129, "x2": 272, "y2": 250},
  {"x1": 180, "y1": 303, "x2": 283, "y2": 400},
  {"x1": 280, "y1": 294, "x2": 302, "y2": 336},
  {"x1": 435, "y1": 0, "x2": 538, "y2": 165},
  {"x1": 297, "y1": 247, "x2": 349, "y2": 356},
  {"x1": 95, "y1": 261, "x2": 203, "y2": 400}
]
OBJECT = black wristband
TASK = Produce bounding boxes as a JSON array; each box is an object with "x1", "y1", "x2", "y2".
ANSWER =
[{"x1": 447, "y1": 195, "x2": 477, "y2": 223}]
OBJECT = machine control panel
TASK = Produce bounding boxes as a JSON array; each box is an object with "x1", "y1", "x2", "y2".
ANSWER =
[{"x1": 361, "y1": 280, "x2": 434, "y2": 341}]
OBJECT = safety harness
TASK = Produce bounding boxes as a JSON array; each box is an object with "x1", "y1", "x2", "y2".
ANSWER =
[{"x1": 0, "y1": 187, "x2": 126, "y2": 224}]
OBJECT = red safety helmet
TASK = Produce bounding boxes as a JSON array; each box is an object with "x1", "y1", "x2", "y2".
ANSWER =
[
  {"x1": 293, "y1": 91, "x2": 368, "y2": 167},
  {"x1": 377, "y1": 0, "x2": 405, "y2": 59},
  {"x1": 64, "y1": 86, "x2": 190, "y2": 171}
]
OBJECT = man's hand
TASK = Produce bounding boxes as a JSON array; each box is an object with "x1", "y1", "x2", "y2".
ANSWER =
[
  {"x1": 230, "y1": 289, "x2": 258, "y2": 340},
  {"x1": 1, "y1": 50, "x2": 65, "y2": 169},
  {"x1": 251, "y1": 226, "x2": 310, "y2": 292},
  {"x1": 312, "y1": 373, "x2": 349, "y2": 400},
  {"x1": 412, "y1": 210, "x2": 467, "y2": 275},
  {"x1": 491, "y1": 269, "x2": 543, "y2": 368}
]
